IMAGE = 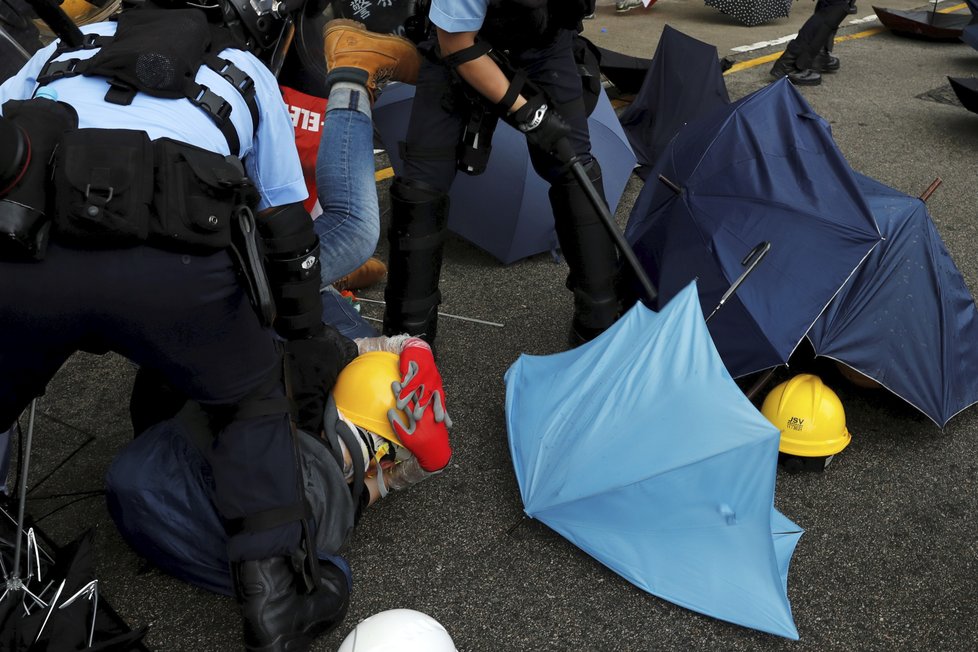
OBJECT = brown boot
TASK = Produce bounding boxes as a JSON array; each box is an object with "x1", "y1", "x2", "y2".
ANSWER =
[
  {"x1": 322, "y1": 19, "x2": 421, "y2": 102},
  {"x1": 333, "y1": 257, "x2": 388, "y2": 291}
]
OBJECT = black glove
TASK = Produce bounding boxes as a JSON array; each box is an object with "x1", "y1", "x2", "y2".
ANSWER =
[
  {"x1": 503, "y1": 94, "x2": 571, "y2": 160},
  {"x1": 286, "y1": 324, "x2": 359, "y2": 436}
]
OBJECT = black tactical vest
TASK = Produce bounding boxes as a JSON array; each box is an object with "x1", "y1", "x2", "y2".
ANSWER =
[{"x1": 480, "y1": 0, "x2": 594, "y2": 51}]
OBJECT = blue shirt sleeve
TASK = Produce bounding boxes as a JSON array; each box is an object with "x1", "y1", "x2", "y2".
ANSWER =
[
  {"x1": 224, "y1": 50, "x2": 307, "y2": 211},
  {"x1": 429, "y1": 0, "x2": 489, "y2": 32}
]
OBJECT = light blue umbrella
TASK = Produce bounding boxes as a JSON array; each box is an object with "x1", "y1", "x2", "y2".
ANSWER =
[{"x1": 505, "y1": 282, "x2": 803, "y2": 639}]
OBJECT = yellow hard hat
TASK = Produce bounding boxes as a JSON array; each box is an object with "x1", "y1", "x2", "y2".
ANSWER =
[
  {"x1": 761, "y1": 374, "x2": 851, "y2": 458},
  {"x1": 332, "y1": 351, "x2": 405, "y2": 447}
]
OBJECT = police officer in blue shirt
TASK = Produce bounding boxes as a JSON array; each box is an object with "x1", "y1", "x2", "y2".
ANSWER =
[
  {"x1": 382, "y1": 0, "x2": 621, "y2": 347},
  {"x1": 0, "y1": 1, "x2": 352, "y2": 649}
]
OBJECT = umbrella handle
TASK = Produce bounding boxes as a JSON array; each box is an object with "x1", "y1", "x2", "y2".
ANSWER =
[
  {"x1": 706, "y1": 241, "x2": 771, "y2": 322},
  {"x1": 919, "y1": 177, "x2": 942, "y2": 202},
  {"x1": 555, "y1": 138, "x2": 659, "y2": 306}
]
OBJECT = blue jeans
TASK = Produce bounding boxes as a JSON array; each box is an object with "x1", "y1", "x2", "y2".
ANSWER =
[{"x1": 314, "y1": 90, "x2": 379, "y2": 287}]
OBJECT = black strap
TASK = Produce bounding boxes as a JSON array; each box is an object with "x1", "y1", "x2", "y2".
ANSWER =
[
  {"x1": 35, "y1": 34, "x2": 256, "y2": 156},
  {"x1": 225, "y1": 500, "x2": 312, "y2": 536},
  {"x1": 317, "y1": 394, "x2": 365, "y2": 520},
  {"x1": 184, "y1": 79, "x2": 240, "y2": 156},
  {"x1": 497, "y1": 69, "x2": 528, "y2": 113},
  {"x1": 399, "y1": 141, "x2": 457, "y2": 162},
  {"x1": 441, "y1": 39, "x2": 492, "y2": 69},
  {"x1": 397, "y1": 290, "x2": 442, "y2": 314},
  {"x1": 104, "y1": 80, "x2": 137, "y2": 105},
  {"x1": 396, "y1": 229, "x2": 447, "y2": 251},
  {"x1": 205, "y1": 54, "x2": 259, "y2": 133}
]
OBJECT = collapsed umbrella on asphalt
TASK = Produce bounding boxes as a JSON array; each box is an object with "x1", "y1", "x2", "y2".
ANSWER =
[
  {"x1": 948, "y1": 75, "x2": 978, "y2": 114},
  {"x1": 807, "y1": 172, "x2": 978, "y2": 427},
  {"x1": 625, "y1": 78, "x2": 882, "y2": 378},
  {"x1": 505, "y1": 282, "x2": 803, "y2": 639},
  {"x1": 873, "y1": 0, "x2": 976, "y2": 40},
  {"x1": 618, "y1": 24, "x2": 730, "y2": 177},
  {"x1": 705, "y1": 0, "x2": 792, "y2": 27}
]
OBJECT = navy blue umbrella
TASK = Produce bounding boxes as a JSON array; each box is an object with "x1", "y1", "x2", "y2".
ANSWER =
[
  {"x1": 960, "y1": 0, "x2": 978, "y2": 51},
  {"x1": 625, "y1": 78, "x2": 882, "y2": 378},
  {"x1": 373, "y1": 84, "x2": 636, "y2": 264},
  {"x1": 808, "y1": 173, "x2": 978, "y2": 427},
  {"x1": 618, "y1": 25, "x2": 730, "y2": 176}
]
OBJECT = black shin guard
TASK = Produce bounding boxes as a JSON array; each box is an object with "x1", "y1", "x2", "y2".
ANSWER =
[
  {"x1": 382, "y1": 178, "x2": 449, "y2": 344},
  {"x1": 550, "y1": 161, "x2": 621, "y2": 344}
]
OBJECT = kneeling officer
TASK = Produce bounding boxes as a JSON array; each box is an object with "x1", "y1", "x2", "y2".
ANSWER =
[{"x1": 0, "y1": 1, "x2": 349, "y2": 649}]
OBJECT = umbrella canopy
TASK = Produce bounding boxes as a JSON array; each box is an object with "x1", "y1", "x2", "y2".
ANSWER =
[
  {"x1": 872, "y1": 4, "x2": 973, "y2": 40},
  {"x1": 624, "y1": 78, "x2": 882, "y2": 378},
  {"x1": 948, "y1": 76, "x2": 978, "y2": 114},
  {"x1": 0, "y1": 525, "x2": 148, "y2": 650},
  {"x1": 505, "y1": 283, "x2": 803, "y2": 639},
  {"x1": 591, "y1": 43, "x2": 652, "y2": 96},
  {"x1": 704, "y1": 0, "x2": 792, "y2": 27},
  {"x1": 373, "y1": 84, "x2": 636, "y2": 264},
  {"x1": 807, "y1": 173, "x2": 978, "y2": 427},
  {"x1": 618, "y1": 24, "x2": 730, "y2": 176},
  {"x1": 961, "y1": 0, "x2": 978, "y2": 50}
]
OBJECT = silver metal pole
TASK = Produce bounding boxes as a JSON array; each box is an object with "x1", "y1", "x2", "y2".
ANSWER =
[{"x1": 10, "y1": 399, "x2": 38, "y2": 585}]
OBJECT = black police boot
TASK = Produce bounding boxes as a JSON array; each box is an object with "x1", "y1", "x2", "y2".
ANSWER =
[
  {"x1": 812, "y1": 47, "x2": 840, "y2": 73},
  {"x1": 813, "y1": 29, "x2": 840, "y2": 72},
  {"x1": 549, "y1": 161, "x2": 622, "y2": 347},
  {"x1": 769, "y1": 40, "x2": 821, "y2": 86},
  {"x1": 382, "y1": 177, "x2": 448, "y2": 346},
  {"x1": 232, "y1": 556, "x2": 350, "y2": 652}
]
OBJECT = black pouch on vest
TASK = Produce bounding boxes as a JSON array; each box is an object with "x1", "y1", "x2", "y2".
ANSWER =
[
  {"x1": 53, "y1": 128, "x2": 154, "y2": 247},
  {"x1": 0, "y1": 98, "x2": 78, "y2": 261},
  {"x1": 151, "y1": 138, "x2": 254, "y2": 252}
]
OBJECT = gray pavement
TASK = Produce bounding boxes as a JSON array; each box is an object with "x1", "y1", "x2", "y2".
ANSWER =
[{"x1": 8, "y1": 3, "x2": 978, "y2": 651}]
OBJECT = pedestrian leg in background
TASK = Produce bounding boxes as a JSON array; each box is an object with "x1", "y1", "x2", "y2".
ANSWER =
[{"x1": 770, "y1": 0, "x2": 850, "y2": 84}]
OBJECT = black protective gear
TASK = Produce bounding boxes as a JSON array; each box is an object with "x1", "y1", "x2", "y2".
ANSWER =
[
  {"x1": 35, "y1": 9, "x2": 260, "y2": 154},
  {"x1": 257, "y1": 203, "x2": 324, "y2": 340},
  {"x1": 232, "y1": 555, "x2": 350, "y2": 652},
  {"x1": 0, "y1": 98, "x2": 78, "y2": 261},
  {"x1": 550, "y1": 161, "x2": 621, "y2": 345},
  {"x1": 0, "y1": 115, "x2": 28, "y2": 197},
  {"x1": 503, "y1": 94, "x2": 572, "y2": 161},
  {"x1": 382, "y1": 177, "x2": 448, "y2": 345},
  {"x1": 481, "y1": 0, "x2": 594, "y2": 51},
  {"x1": 813, "y1": 28, "x2": 840, "y2": 72}
]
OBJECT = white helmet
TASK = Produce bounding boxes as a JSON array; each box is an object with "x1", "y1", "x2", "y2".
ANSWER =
[{"x1": 338, "y1": 609, "x2": 458, "y2": 652}]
